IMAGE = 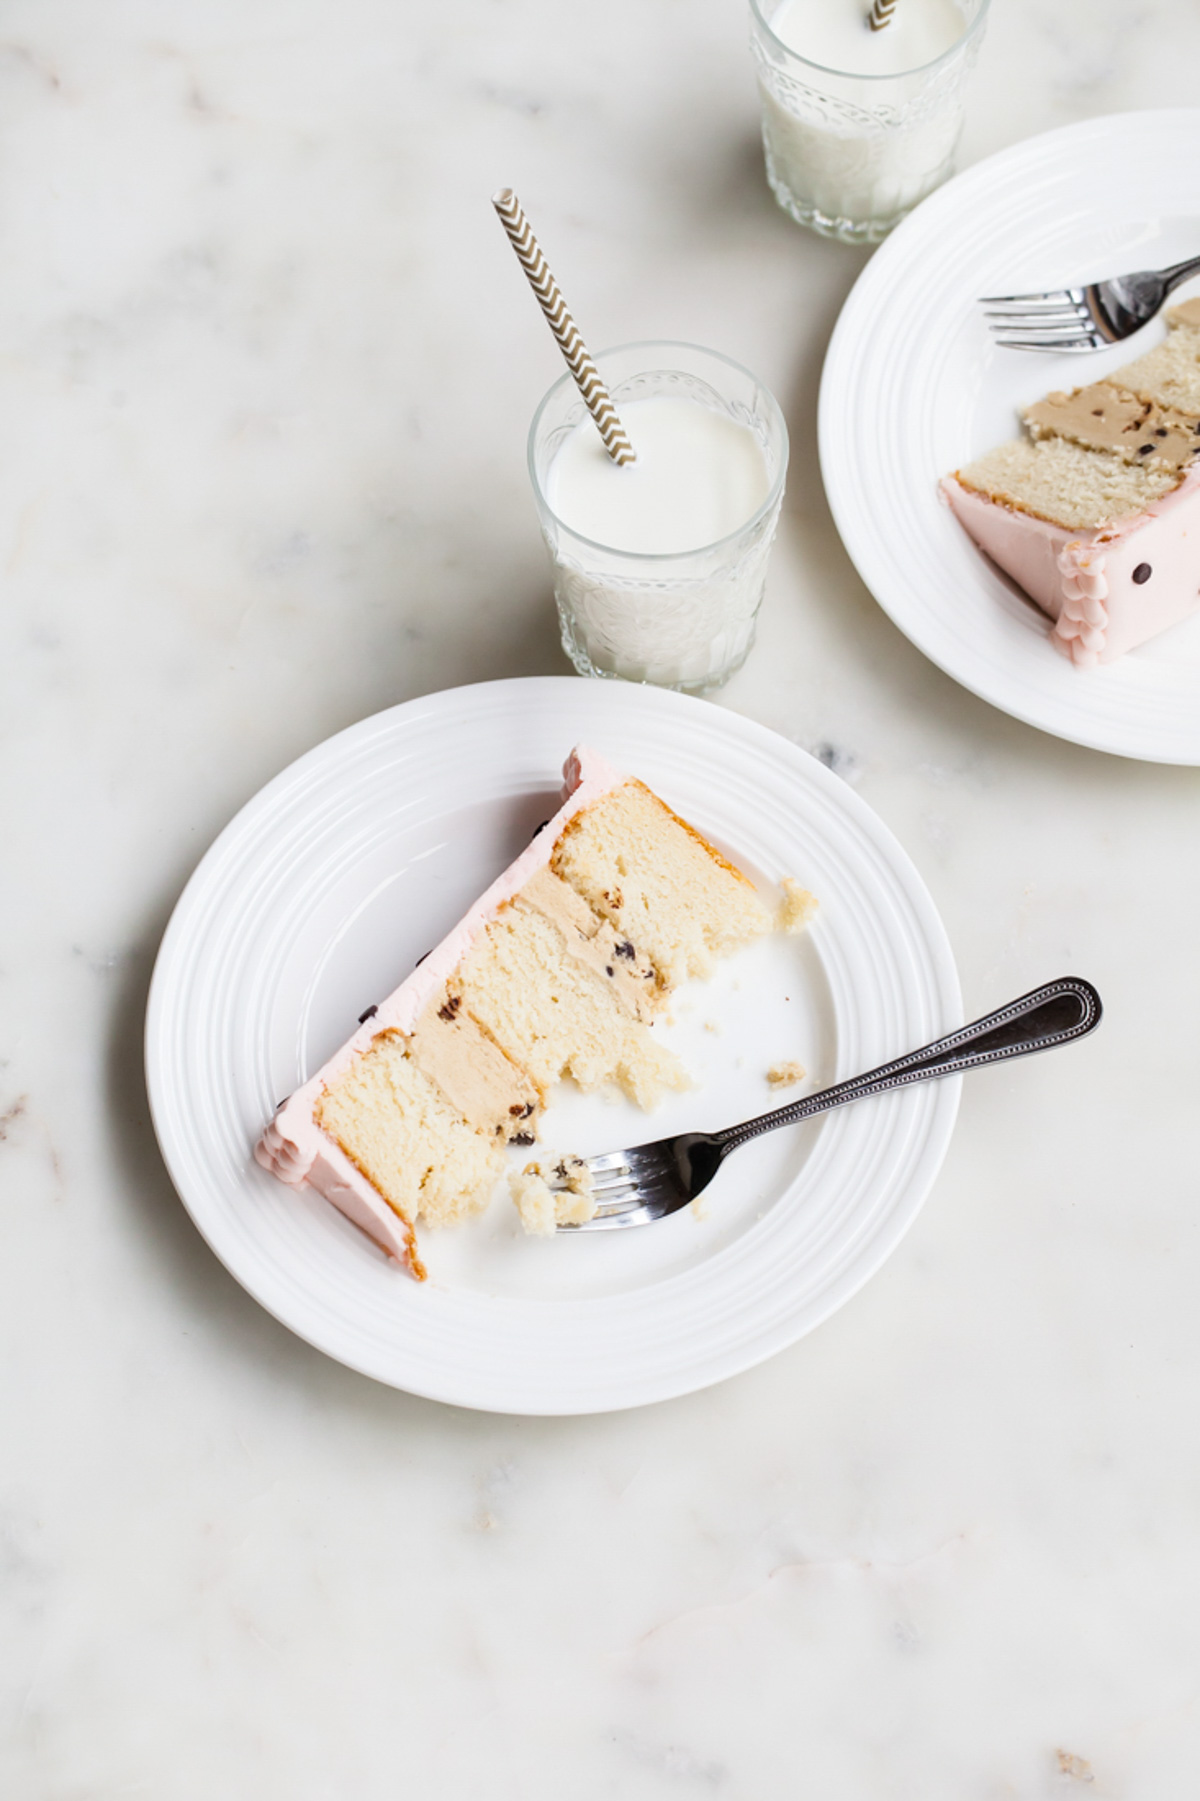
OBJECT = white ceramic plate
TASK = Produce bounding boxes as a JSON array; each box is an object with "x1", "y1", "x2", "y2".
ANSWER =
[
  {"x1": 146, "y1": 678, "x2": 961, "y2": 1413},
  {"x1": 820, "y1": 110, "x2": 1200, "y2": 765}
]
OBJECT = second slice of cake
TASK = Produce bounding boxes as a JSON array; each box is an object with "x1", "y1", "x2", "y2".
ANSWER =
[{"x1": 943, "y1": 298, "x2": 1200, "y2": 668}]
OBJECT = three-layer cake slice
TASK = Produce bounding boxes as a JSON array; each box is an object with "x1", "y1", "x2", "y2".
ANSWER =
[
  {"x1": 254, "y1": 747, "x2": 774, "y2": 1277},
  {"x1": 943, "y1": 297, "x2": 1200, "y2": 667}
]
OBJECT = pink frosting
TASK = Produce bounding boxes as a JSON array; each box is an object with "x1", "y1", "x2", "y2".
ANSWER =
[
  {"x1": 253, "y1": 743, "x2": 627, "y2": 1270},
  {"x1": 1053, "y1": 542, "x2": 1110, "y2": 669},
  {"x1": 941, "y1": 467, "x2": 1200, "y2": 667}
]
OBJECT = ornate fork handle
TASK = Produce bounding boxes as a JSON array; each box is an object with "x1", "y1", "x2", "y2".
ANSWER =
[{"x1": 715, "y1": 978, "x2": 1101, "y2": 1156}]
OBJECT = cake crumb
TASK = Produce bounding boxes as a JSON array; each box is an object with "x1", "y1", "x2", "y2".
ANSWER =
[
  {"x1": 551, "y1": 1153, "x2": 596, "y2": 1226},
  {"x1": 509, "y1": 1167, "x2": 556, "y2": 1236},
  {"x1": 778, "y1": 877, "x2": 819, "y2": 934},
  {"x1": 508, "y1": 1155, "x2": 597, "y2": 1235},
  {"x1": 767, "y1": 1060, "x2": 806, "y2": 1089}
]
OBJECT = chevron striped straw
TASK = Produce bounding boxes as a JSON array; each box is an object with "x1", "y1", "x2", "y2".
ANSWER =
[
  {"x1": 868, "y1": 0, "x2": 896, "y2": 28},
  {"x1": 492, "y1": 188, "x2": 636, "y2": 467}
]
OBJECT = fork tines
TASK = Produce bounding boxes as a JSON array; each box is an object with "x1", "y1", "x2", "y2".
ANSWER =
[
  {"x1": 980, "y1": 286, "x2": 1086, "y2": 307},
  {"x1": 579, "y1": 1151, "x2": 637, "y2": 1202},
  {"x1": 551, "y1": 1146, "x2": 677, "y2": 1227},
  {"x1": 980, "y1": 285, "x2": 1104, "y2": 352},
  {"x1": 989, "y1": 333, "x2": 1103, "y2": 353}
]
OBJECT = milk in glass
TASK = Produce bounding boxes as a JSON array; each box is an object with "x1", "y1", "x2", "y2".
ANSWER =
[
  {"x1": 546, "y1": 398, "x2": 770, "y2": 557},
  {"x1": 529, "y1": 344, "x2": 788, "y2": 692},
  {"x1": 752, "y1": 0, "x2": 986, "y2": 243}
]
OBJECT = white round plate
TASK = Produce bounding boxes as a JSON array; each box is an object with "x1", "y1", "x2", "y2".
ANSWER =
[
  {"x1": 146, "y1": 678, "x2": 961, "y2": 1413},
  {"x1": 820, "y1": 110, "x2": 1200, "y2": 765}
]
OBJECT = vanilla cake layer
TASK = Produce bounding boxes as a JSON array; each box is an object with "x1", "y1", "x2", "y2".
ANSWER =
[
  {"x1": 944, "y1": 298, "x2": 1200, "y2": 667},
  {"x1": 955, "y1": 436, "x2": 1177, "y2": 531},
  {"x1": 255, "y1": 747, "x2": 772, "y2": 1276},
  {"x1": 1117, "y1": 296, "x2": 1200, "y2": 415},
  {"x1": 552, "y1": 778, "x2": 769, "y2": 988},
  {"x1": 455, "y1": 900, "x2": 689, "y2": 1108},
  {"x1": 315, "y1": 1034, "x2": 504, "y2": 1230}
]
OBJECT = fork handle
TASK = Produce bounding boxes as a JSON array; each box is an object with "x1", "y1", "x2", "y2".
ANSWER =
[
  {"x1": 713, "y1": 977, "x2": 1101, "y2": 1155},
  {"x1": 1162, "y1": 253, "x2": 1200, "y2": 295}
]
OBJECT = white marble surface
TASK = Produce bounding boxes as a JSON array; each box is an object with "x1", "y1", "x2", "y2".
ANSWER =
[{"x1": 3, "y1": 1, "x2": 1200, "y2": 1794}]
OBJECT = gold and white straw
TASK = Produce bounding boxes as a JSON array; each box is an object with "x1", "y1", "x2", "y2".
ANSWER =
[
  {"x1": 868, "y1": 0, "x2": 896, "y2": 28},
  {"x1": 492, "y1": 187, "x2": 636, "y2": 467}
]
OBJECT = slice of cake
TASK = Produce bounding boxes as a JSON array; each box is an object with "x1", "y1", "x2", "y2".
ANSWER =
[
  {"x1": 254, "y1": 747, "x2": 773, "y2": 1277},
  {"x1": 943, "y1": 297, "x2": 1200, "y2": 667}
]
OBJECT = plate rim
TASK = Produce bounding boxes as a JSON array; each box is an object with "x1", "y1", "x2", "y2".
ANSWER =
[
  {"x1": 145, "y1": 677, "x2": 963, "y2": 1413},
  {"x1": 818, "y1": 107, "x2": 1200, "y2": 767}
]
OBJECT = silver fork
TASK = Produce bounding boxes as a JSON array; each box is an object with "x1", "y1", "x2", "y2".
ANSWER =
[
  {"x1": 981, "y1": 253, "x2": 1200, "y2": 352},
  {"x1": 555, "y1": 978, "x2": 1101, "y2": 1231}
]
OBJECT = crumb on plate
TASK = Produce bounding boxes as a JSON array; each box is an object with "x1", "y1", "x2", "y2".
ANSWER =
[{"x1": 778, "y1": 877, "x2": 819, "y2": 934}]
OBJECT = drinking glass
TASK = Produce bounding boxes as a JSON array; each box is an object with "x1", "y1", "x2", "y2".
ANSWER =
[
  {"x1": 528, "y1": 341, "x2": 788, "y2": 693},
  {"x1": 750, "y1": 0, "x2": 990, "y2": 244}
]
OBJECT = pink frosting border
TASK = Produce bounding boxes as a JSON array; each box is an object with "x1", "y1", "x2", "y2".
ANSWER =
[
  {"x1": 1053, "y1": 541, "x2": 1110, "y2": 669},
  {"x1": 253, "y1": 744, "x2": 627, "y2": 1271}
]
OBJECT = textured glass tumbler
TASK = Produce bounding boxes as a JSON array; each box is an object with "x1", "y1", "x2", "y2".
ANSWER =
[
  {"x1": 528, "y1": 342, "x2": 788, "y2": 694},
  {"x1": 750, "y1": 0, "x2": 989, "y2": 244}
]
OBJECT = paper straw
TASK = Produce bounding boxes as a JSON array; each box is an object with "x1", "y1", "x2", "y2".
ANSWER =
[
  {"x1": 492, "y1": 188, "x2": 636, "y2": 467},
  {"x1": 868, "y1": 0, "x2": 896, "y2": 28}
]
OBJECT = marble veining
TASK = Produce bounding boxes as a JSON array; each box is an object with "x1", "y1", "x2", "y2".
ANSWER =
[{"x1": 2, "y1": 1, "x2": 1200, "y2": 1796}]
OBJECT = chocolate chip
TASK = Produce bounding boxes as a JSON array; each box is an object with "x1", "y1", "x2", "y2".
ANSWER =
[
  {"x1": 1155, "y1": 427, "x2": 1168, "y2": 438},
  {"x1": 1137, "y1": 443, "x2": 1154, "y2": 455},
  {"x1": 437, "y1": 995, "x2": 462, "y2": 1022},
  {"x1": 1132, "y1": 562, "x2": 1152, "y2": 584},
  {"x1": 1091, "y1": 409, "x2": 1104, "y2": 417},
  {"x1": 614, "y1": 941, "x2": 636, "y2": 959},
  {"x1": 511, "y1": 1131, "x2": 535, "y2": 1147},
  {"x1": 605, "y1": 965, "x2": 614, "y2": 977},
  {"x1": 509, "y1": 1101, "x2": 534, "y2": 1118},
  {"x1": 357, "y1": 1005, "x2": 378, "y2": 1024}
]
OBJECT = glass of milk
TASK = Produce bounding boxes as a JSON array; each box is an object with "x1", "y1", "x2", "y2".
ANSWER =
[
  {"x1": 750, "y1": 0, "x2": 989, "y2": 243},
  {"x1": 528, "y1": 342, "x2": 788, "y2": 692}
]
